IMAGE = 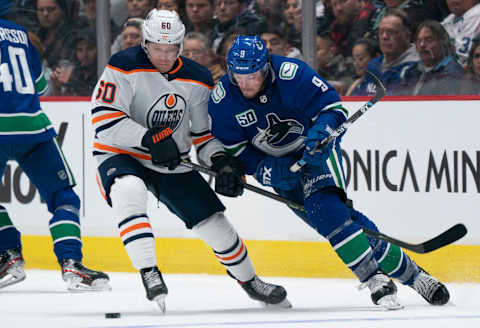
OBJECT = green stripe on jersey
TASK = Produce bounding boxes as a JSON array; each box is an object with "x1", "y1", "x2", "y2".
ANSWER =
[
  {"x1": 326, "y1": 104, "x2": 349, "y2": 118},
  {"x1": 379, "y1": 243, "x2": 403, "y2": 274},
  {"x1": 35, "y1": 73, "x2": 48, "y2": 95},
  {"x1": 334, "y1": 231, "x2": 371, "y2": 266},
  {"x1": 50, "y1": 222, "x2": 81, "y2": 243},
  {"x1": 0, "y1": 210, "x2": 14, "y2": 227},
  {"x1": 225, "y1": 141, "x2": 248, "y2": 157},
  {"x1": 0, "y1": 111, "x2": 52, "y2": 133}
]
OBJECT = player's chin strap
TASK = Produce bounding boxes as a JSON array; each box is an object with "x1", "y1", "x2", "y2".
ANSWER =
[
  {"x1": 289, "y1": 70, "x2": 387, "y2": 173},
  {"x1": 180, "y1": 160, "x2": 467, "y2": 254}
]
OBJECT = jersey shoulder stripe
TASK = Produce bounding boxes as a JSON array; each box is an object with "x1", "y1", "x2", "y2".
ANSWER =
[
  {"x1": 173, "y1": 56, "x2": 214, "y2": 88},
  {"x1": 108, "y1": 46, "x2": 155, "y2": 72}
]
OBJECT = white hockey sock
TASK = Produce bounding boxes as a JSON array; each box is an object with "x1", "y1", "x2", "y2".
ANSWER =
[
  {"x1": 110, "y1": 175, "x2": 157, "y2": 270},
  {"x1": 193, "y1": 212, "x2": 255, "y2": 282}
]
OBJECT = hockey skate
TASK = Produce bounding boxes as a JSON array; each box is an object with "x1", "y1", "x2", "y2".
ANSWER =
[
  {"x1": 228, "y1": 271, "x2": 291, "y2": 308},
  {"x1": 0, "y1": 247, "x2": 26, "y2": 289},
  {"x1": 359, "y1": 271, "x2": 403, "y2": 310},
  {"x1": 61, "y1": 259, "x2": 111, "y2": 292},
  {"x1": 410, "y1": 268, "x2": 450, "y2": 305},
  {"x1": 140, "y1": 266, "x2": 168, "y2": 314}
]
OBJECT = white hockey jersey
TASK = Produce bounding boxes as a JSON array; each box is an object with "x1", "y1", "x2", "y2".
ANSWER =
[
  {"x1": 91, "y1": 45, "x2": 224, "y2": 174},
  {"x1": 442, "y1": 3, "x2": 480, "y2": 67}
]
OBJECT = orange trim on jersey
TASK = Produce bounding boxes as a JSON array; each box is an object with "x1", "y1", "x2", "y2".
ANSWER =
[
  {"x1": 93, "y1": 142, "x2": 152, "y2": 160},
  {"x1": 169, "y1": 57, "x2": 183, "y2": 75},
  {"x1": 216, "y1": 241, "x2": 245, "y2": 261},
  {"x1": 95, "y1": 174, "x2": 107, "y2": 200},
  {"x1": 106, "y1": 64, "x2": 158, "y2": 74},
  {"x1": 92, "y1": 111, "x2": 126, "y2": 124},
  {"x1": 193, "y1": 134, "x2": 214, "y2": 145},
  {"x1": 175, "y1": 77, "x2": 213, "y2": 90},
  {"x1": 120, "y1": 222, "x2": 152, "y2": 237}
]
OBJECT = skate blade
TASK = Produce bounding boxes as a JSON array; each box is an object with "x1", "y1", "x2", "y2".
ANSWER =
[
  {"x1": 0, "y1": 272, "x2": 26, "y2": 289},
  {"x1": 153, "y1": 294, "x2": 167, "y2": 314},
  {"x1": 377, "y1": 295, "x2": 404, "y2": 310},
  {"x1": 260, "y1": 298, "x2": 292, "y2": 309},
  {"x1": 66, "y1": 278, "x2": 112, "y2": 292}
]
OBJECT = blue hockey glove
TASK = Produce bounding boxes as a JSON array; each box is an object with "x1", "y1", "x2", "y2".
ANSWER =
[
  {"x1": 256, "y1": 156, "x2": 300, "y2": 190},
  {"x1": 141, "y1": 126, "x2": 180, "y2": 170},
  {"x1": 211, "y1": 155, "x2": 245, "y2": 197},
  {"x1": 303, "y1": 123, "x2": 334, "y2": 166}
]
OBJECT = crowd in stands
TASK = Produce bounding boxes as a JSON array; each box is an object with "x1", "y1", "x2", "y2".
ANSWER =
[{"x1": 1, "y1": 0, "x2": 479, "y2": 96}]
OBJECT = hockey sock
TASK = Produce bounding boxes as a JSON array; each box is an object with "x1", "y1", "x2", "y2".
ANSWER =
[
  {"x1": 49, "y1": 208, "x2": 82, "y2": 263},
  {"x1": 111, "y1": 175, "x2": 157, "y2": 270},
  {"x1": 0, "y1": 205, "x2": 21, "y2": 252},
  {"x1": 193, "y1": 212, "x2": 255, "y2": 282},
  {"x1": 351, "y1": 208, "x2": 420, "y2": 284}
]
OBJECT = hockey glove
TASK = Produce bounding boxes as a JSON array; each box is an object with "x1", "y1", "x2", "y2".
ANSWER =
[
  {"x1": 256, "y1": 156, "x2": 300, "y2": 190},
  {"x1": 211, "y1": 155, "x2": 245, "y2": 197},
  {"x1": 303, "y1": 123, "x2": 334, "y2": 166},
  {"x1": 141, "y1": 126, "x2": 180, "y2": 170}
]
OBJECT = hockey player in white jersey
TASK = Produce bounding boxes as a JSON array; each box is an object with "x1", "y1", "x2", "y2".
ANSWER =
[
  {"x1": 442, "y1": 0, "x2": 480, "y2": 67},
  {"x1": 91, "y1": 9, "x2": 289, "y2": 314}
]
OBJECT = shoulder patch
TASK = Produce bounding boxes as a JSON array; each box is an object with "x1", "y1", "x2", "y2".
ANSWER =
[
  {"x1": 279, "y1": 62, "x2": 298, "y2": 80},
  {"x1": 211, "y1": 82, "x2": 226, "y2": 103}
]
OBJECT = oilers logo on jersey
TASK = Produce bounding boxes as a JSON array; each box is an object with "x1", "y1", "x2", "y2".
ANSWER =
[{"x1": 147, "y1": 93, "x2": 186, "y2": 131}]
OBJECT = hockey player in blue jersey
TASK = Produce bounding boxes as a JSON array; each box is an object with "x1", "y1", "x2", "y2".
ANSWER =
[
  {"x1": 208, "y1": 35, "x2": 451, "y2": 309},
  {"x1": 0, "y1": 19, "x2": 110, "y2": 292}
]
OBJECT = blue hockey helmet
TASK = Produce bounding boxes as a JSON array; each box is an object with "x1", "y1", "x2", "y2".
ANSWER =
[{"x1": 227, "y1": 35, "x2": 269, "y2": 76}]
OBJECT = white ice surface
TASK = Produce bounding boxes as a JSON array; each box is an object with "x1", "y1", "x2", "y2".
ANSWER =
[{"x1": 1, "y1": 270, "x2": 479, "y2": 328}]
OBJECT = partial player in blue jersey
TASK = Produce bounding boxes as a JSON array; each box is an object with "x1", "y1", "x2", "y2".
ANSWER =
[
  {"x1": 0, "y1": 19, "x2": 110, "y2": 292},
  {"x1": 208, "y1": 35, "x2": 450, "y2": 309}
]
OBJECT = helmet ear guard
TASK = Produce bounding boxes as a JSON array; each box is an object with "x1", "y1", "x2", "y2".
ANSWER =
[
  {"x1": 227, "y1": 35, "x2": 270, "y2": 84},
  {"x1": 141, "y1": 9, "x2": 186, "y2": 57}
]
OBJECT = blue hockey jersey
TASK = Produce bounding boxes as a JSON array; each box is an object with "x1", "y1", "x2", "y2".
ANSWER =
[
  {"x1": 0, "y1": 19, "x2": 52, "y2": 143},
  {"x1": 208, "y1": 55, "x2": 348, "y2": 175}
]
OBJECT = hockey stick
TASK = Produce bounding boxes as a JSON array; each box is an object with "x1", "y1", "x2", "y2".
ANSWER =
[
  {"x1": 181, "y1": 161, "x2": 467, "y2": 253},
  {"x1": 180, "y1": 160, "x2": 305, "y2": 212},
  {"x1": 290, "y1": 70, "x2": 387, "y2": 173}
]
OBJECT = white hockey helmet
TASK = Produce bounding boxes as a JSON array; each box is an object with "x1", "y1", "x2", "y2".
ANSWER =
[{"x1": 141, "y1": 9, "x2": 186, "y2": 57}]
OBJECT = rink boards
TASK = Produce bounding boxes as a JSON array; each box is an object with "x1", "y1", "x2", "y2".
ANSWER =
[{"x1": 4, "y1": 97, "x2": 480, "y2": 282}]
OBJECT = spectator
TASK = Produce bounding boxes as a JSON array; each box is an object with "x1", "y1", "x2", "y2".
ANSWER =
[
  {"x1": 79, "y1": 0, "x2": 120, "y2": 40},
  {"x1": 210, "y1": 32, "x2": 238, "y2": 83},
  {"x1": 369, "y1": 0, "x2": 436, "y2": 40},
  {"x1": 34, "y1": 0, "x2": 87, "y2": 69},
  {"x1": 260, "y1": 25, "x2": 303, "y2": 60},
  {"x1": 184, "y1": 0, "x2": 215, "y2": 45},
  {"x1": 183, "y1": 31, "x2": 214, "y2": 67},
  {"x1": 50, "y1": 28, "x2": 98, "y2": 96},
  {"x1": 315, "y1": 30, "x2": 355, "y2": 95},
  {"x1": 254, "y1": 0, "x2": 284, "y2": 29},
  {"x1": 211, "y1": 0, "x2": 263, "y2": 52},
  {"x1": 355, "y1": 9, "x2": 419, "y2": 95},
  {"x1": 1, "y1": 0, "x2": 38, "y2": 31},
  {"x1": 111, "y1": 17, "x2": 144, "y2": 54},
  {"x1": 398, "y1": 20, "x2": 465, "y2": 95},
  {"x1": 346, "y1": 38, "x2": 379, "y2": 96},
  {"x1": 423, "y1": 0, "x2": 450, "y2": 21},
  {"x1": 442, "y1": 0, "x2": 480, "y2": 68},
  {"x1": 329, "y1": 0, "x2": 376, "y2": 58},
  {"x1": 283, "y1": 0, "x2": 303, "y2": 48},
  {"x1": 461, "y1": 40, "x2": 480, "y2": 94},
  {"x1": 129, "y1": 0, "x2": 156, "y2": 18}
]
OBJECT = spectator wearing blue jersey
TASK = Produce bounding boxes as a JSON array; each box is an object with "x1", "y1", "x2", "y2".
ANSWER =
[
  {"x1": 0, "y1": 20, "x2": 110, "y2": 292},
  {"x1": 208, "y1": 34, "x2": 450, "y2": 309},
  {"x1": 355, "y1": 8, "x2": 419, "y2": 95},
  {"x1": 397, "y1": 20, "x2": 465, "y2": 95}
]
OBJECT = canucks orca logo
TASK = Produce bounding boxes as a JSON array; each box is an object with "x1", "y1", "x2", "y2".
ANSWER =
[
  {"x1": 252, "y1": 113, "x2": 305, "y2": 156},
  {"x1": 146, "y1": 93, "x2": 186, "y2": 131}
]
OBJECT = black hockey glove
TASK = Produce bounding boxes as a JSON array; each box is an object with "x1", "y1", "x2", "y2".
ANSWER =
[
  {"x1": 141, "y1": 126, "x2": 180, "y2": 170},
  {"x1": 211, "y1": 155, "x2": 245, "y2": 197}
]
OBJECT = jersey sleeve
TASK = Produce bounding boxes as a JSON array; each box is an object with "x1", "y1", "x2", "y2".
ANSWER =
[
  {"x1": 91, "y1": 65, "x2": 147, "y2": 147},
  {"x1": 27, "y1": 37, "x2": 48, "y2": 96},
  {"x1": 189, "y1": 83, "x2": 225, "y2": 166}
]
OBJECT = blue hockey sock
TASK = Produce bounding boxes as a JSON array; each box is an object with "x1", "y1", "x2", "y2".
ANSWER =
[{"x1": 49, "y1": 209, "x2": 83, "y2": 264}]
